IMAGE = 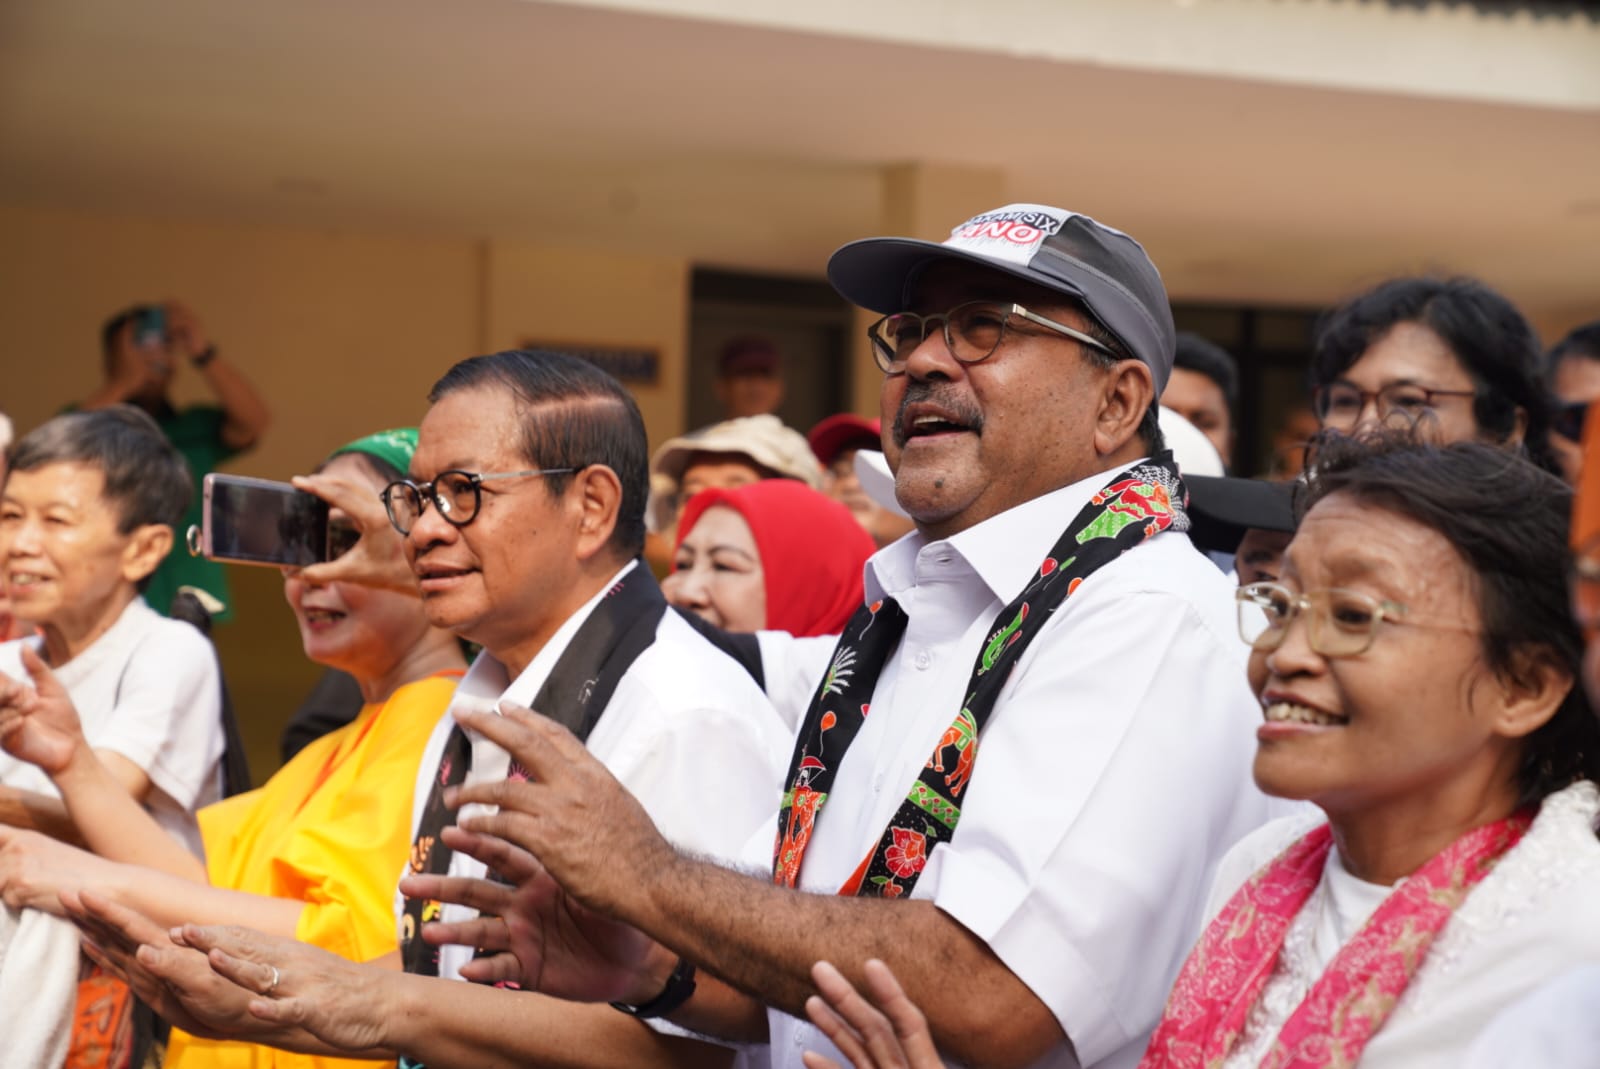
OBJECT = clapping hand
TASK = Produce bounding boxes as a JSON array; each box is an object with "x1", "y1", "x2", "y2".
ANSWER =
[
  {"x1": 802, "y1": 960, "x2": 949, "y2": 1069},
  {"x1": 0, "y1": 646, "x2": 89, "y2": 775},
  {"x1": 400, "y1": 822, "x2": 668, "y2": 1004}
]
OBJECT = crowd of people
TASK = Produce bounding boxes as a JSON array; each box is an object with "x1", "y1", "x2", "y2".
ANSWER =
[{"x1": 1, "y1": 199, "x2": 1598, "y2": 1069}]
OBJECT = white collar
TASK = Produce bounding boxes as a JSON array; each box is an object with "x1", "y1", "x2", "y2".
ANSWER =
[
  {"x1": 450, "y1": 559, "x2": 637, "y2": 719},
  {"x1": 864, "y1": 460, "x2": 1152, "y2": 606}
]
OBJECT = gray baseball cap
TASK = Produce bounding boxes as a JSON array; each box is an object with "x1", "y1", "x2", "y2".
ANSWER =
[{"x1": 827, "y1": 203, "x2": 1177, "y2": 393}]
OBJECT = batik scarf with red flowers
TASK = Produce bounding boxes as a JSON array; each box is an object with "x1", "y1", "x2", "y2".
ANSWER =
[
  {"x1": 774, "y1": 453, "x2": 1188, "y2": 898},
  {"x1": 1138, "y1": 810, "x2": 1533, "y2": 1069}
]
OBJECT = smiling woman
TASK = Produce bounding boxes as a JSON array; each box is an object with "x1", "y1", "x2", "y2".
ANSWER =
[
  {"x1": 1137, "y1": 435, "x2": 1600, "y2": 1069},
  {"x1": 797, "y1": 438, "x2": 1600, "y2": 1069}
]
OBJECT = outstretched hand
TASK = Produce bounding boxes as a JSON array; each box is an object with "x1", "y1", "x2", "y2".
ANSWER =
[
  {"x1": 0, "y1": 827, "x2": 113, "y2": 915},
  {"x1": 64, "y1": 890, "x2": 283, "y2": 1043},
  {"x1": 289, "y1": 472, "x2": 416, "y2": 594},
  {"x1": 172, "y1": 921, "x2": 397, "y2": 1052},
  {"x1": 445, "y1": 702, "x2": 676, "y2": 921},
  {"x1": 401, "y1": 823, "x2": 667, "y2": 1003},
  {"x1": 0, "y1": 646, "x2": 89, "y2": 774},
  {"x1": 802, "y1": 960, "x2": 949, "y2": 1069}
]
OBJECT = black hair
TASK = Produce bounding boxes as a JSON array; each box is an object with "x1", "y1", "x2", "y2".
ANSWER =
[
  {"x1": 1547, "y1": 320, "x2": 1600, "y2": 381},
  {"x1": 7, "y1": 408, "x2": 190, "y2": 533},
  {"x1": 1173, "y1": 332, "x2": 1240, "y2": 414},
  {"x1": 1299, "y1": 434, "x2": 1600, "y2": 806},
  {"x1": 101, "y1": 307, "x2": 140, "y2": 362},
  {"x1": 428, "y1": 350, "x2": 648, "y2": 559},
  {"x1": 1309, "y1": 276, "x2": 1558, "y2": 476},
  {"x1": 6, "y1": 408, "x2": 191, "y2": 593}
]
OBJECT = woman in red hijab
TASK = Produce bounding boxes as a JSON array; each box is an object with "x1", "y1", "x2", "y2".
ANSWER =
[{"x1": 663, "y1": 480, "x2": 875, "y2": 637}]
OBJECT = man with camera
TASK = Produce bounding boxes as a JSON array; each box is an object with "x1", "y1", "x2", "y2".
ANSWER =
[{"x1": 79, "y1": 301, "x2": 272, "y2": 620}]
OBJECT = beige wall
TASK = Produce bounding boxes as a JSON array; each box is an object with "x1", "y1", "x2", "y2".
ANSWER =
[
  {"x1": 0, "y1": 203, "x2": 695, "y2": 778},
  {"x1": 483, "y1": 241, "x2": 691, "y2": 450}
]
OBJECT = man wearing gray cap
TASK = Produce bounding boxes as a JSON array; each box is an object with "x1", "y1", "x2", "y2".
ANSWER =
[{"x1": 204, "y1": 206, "x2": 1276, "y2": 1069}]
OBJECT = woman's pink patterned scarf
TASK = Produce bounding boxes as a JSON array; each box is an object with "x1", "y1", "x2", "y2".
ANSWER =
[{"x1": 1138, "y1": 810, "x2": 1532, "y2": 1069}]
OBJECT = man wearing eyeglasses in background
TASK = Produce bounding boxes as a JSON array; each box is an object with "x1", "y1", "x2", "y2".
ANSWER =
[{"x1": 314, "y1": 205, "x2": 1282, "y2": 1069}]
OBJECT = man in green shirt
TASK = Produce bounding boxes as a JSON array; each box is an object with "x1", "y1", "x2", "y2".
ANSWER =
[{"x1": 79, "y1": 302, "x2": 272, "y2": 621}]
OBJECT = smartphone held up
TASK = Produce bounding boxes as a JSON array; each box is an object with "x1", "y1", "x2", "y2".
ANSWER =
[{"x1": 188, "y1": 474, "x2": 357, "y2": 569}]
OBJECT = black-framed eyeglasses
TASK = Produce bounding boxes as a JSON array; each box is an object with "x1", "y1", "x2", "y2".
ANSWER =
[
  {"x1": 1313, "y1": 381, "x2": 1478, "y2": 430},
  {"x1": 381, "y1": 468, "x2": 576, "y2": 535},
  {"x1": 865, "y1": 300, "x2": 1116, "y2": 375},
  {"x1": 1553, "y1": 400, "x2": 1589, "y2": 443}
]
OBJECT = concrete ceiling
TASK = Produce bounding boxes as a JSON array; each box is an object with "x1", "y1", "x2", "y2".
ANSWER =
[{"x1": 2, "y1": 0, "x2": 1598, "y2": 320}]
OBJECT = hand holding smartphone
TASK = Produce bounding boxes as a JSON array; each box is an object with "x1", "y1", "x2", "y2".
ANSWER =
[{"x1": 191, "y1": 474, "x2": 347, "y2": 568}]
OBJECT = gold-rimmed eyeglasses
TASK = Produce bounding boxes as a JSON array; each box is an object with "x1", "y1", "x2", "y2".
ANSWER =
[
  {"x1": 865, "y1": 300, "x2": 1116, "y2": 375},
  {"x1": 1236, "y1": 581, "x2": 1413, "y2": 658},
  {"x1": 1313, "y1": 381, "x2": 1478, "y2": 431},
  {"x1": 381, "y1": 468, "x2": 576, "y2": 535}
]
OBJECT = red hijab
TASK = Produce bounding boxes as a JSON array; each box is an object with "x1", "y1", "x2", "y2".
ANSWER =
[{"x1": 673, "y1": 480, "x2": 875, "y2": 637}]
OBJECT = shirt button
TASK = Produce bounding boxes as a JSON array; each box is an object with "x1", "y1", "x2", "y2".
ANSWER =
[{"x1": 914, "y1": 649, "x2": 932, "y2": 670}]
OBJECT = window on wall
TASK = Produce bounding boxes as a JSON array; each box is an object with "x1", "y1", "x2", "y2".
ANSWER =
[
  {"x1": 687, "y1": 269, "x2": 856, "y2": 434},
  {"x1": 1171, "y1": 303, "x2": 1326, "y2": 478}
]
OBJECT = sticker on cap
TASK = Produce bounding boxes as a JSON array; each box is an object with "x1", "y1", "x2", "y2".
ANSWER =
[{"x1": 943, "y1": 204, "x2": 1074, "y2": 268}]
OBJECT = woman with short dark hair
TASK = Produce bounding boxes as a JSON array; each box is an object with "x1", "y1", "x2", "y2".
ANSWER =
[
  {"x1": 1308, "y1": 276, "x2": 1559, "y2": 475},
  {"x1": 799, "y1": 437, "x2": 1600, "y2": 1069}
]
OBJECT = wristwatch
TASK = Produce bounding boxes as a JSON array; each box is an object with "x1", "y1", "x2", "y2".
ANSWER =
[{"x1": 610, "y1": 957, "x2": 697, "y2": 1019}]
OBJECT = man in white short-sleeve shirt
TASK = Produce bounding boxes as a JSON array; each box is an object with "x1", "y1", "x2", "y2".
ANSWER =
[
  {"x1": 0, "y1": 599, "x2": 223, "y2": 853},
  {"x1": 397, "y1": 205, "x2": 1279, "y2": 1069},
  {"x1": 0, "y1": 407, "x2": 223, "y2": 1069}
]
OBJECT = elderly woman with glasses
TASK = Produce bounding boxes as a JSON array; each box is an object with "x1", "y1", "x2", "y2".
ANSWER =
[
  {"x1": 794, "y1": 435, "x2": 1600, "y2": 1069},
  {"x1": 1306, "y1": 276, "x2": 1560, "y2": 477}
]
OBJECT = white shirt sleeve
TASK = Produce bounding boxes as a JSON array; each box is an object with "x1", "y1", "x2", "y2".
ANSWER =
[
  {"x1": 755, "y1": 631, "x2": 840, "y2": 735},
  {"x1": 90, "y1": 620, "x2": 224, "y2": 814},
  {"x1": 586, "y1": 641, "x2": 792, "y2": 866}
]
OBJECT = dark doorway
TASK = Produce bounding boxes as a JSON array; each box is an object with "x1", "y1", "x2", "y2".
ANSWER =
[
  {"x1": 688, "y1": 269, "x2": 856, "y2": 434},
  {"x1": 1172, "y1": 303, "x2": 1326, "y2": 477}
]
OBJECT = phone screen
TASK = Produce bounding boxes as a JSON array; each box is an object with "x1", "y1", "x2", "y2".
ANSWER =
[{"x1": 204, "y1": 475, "x2": 329, "y2": 567}]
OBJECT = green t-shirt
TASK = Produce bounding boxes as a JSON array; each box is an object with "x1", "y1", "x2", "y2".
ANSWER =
[{"x1": 146, "y1": 405, "x2": 242, "y2": 621}]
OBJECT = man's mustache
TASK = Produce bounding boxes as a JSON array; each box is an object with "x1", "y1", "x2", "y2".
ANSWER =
[{"x1": 892, "y1": 382, "x2": 985, "y2": 449}]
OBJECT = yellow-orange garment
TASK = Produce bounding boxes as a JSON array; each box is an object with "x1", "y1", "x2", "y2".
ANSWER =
[{"x1": 164, "y1": 672, "x2": 460, "y2": 1069}]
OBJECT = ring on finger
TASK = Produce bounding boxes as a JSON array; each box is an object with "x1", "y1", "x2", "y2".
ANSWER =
[{"x1": 265, "y1": 965, "x2": 281, "y2": 996}]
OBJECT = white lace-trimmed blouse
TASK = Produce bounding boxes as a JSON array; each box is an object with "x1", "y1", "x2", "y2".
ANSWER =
[{"x1": 1203, "y1": 780, "x2": 1600, "y2": 1069}]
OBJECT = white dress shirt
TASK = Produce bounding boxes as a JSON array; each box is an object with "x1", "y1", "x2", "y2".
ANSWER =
[
  {"x1": 756, "y1": 467, "x2": 1280, "y2": 1069},
  {"x1": 399, "y1": 562, "x2": 795, "y2": 982}
]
